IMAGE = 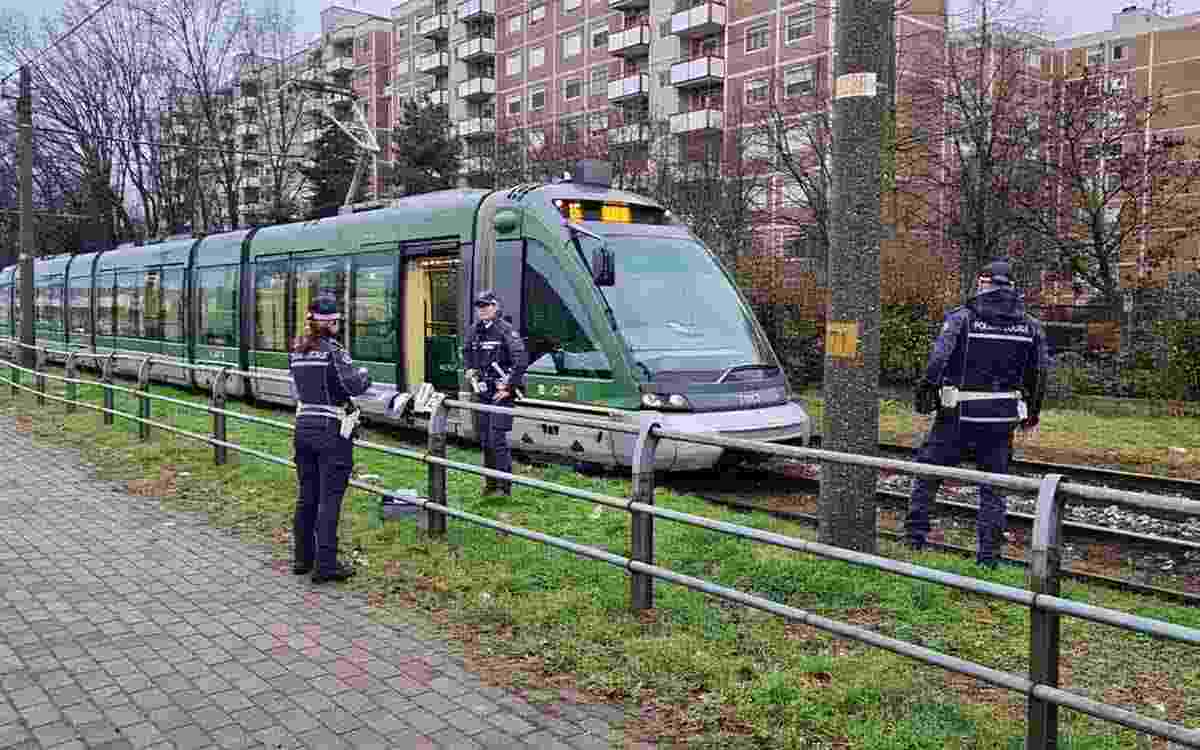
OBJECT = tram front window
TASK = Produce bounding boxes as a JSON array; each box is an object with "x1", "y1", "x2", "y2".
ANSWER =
[{"x1": 594, "y1": 236, "x2": 779, "y2": 383}]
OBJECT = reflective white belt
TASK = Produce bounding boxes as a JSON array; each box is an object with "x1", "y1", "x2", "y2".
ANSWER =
[
  {"x1": 296, "y1": 403, "x2": 348, "y2": 419},
  {"x1": 940, "y1": 387, "x2": 1027, "y2": 421}
]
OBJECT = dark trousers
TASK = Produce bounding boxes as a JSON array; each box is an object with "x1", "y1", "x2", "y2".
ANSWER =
[
  {"x1": 904, "y1": 417, "x2": 1014, "y2": 564},
  {"x1": 293, "y1": 417, "x2": 353, "y2": 575},
  {"x1": 478, "y1": 394, "x2": 514, "y2": 481}
]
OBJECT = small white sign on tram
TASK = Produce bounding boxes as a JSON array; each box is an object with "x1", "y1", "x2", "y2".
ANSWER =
[{"x1": 835, "y1": 72, "x2": 878, "y2": 100}]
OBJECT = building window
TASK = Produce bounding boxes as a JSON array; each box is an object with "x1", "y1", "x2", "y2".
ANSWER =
[
  {"x1": 745, "y1": 78, "x2": 768, "y2": 105},
  {"x1": 659, "y1": 20, "x2": 670, "y2": 37},
  {"x1": 590, "y1": 66, "x2": 608, "y2": 96},
  {"x1": 746, "y1": 23, "x2": 769, "y2": 53},
  {"x1": 1087, "y1": 44, "x2": 1103, "y2": 67},
  {"x1": 658, "y1": 70, "x2": 670, "y2": 87},
  {"x1": 591, "y1": 25, "x2": 609, "y2": 49},
  {"x1": 508, "y1": 14, "x2": 523, "y2": 33},
  {"x1": 560, "y1": 117, "x2": 581, "y2": 143},
  {"x1": 507, "y1": 51, "x2": 523, "y2": 75},
  {"x1": 396, "y1": 59, "x2": 409, "y2": 74},
  {"x1": 589, "y1": 111, "x2": 607, "y2": 134},
  {"x1": 531, "y1": 45, "x2": 545, "y2": 68},
  {"x1": 564, "y1": 78, "x2": 583, "y2": 100},
  {"x1": 1111, "y1": 43, "x2": 1125, "y2": 61},
  {"x1": 530, "y1": 3, "x2": 545, "y2": 24},
  {"x1": 563, "y1": 0, "x2": 581, "y2": 12},
  {"x1": 529, "y1": 128, "x2": 546, "y2": 148},
  {"x1": 508, "y1": 94, "x2": 522, "y2": 115},
  {"x1": 562, "y1": 30, "x2": 582, "y2": 59},
  {"x1": 530, "y1": 84, "x2": 546, "y2": 110},
  {"x1": 785, "y1": 7, "x2": 814, "y2": 44},
  {"x1": 784, "y1": 64, "x2": 814, "y2": 97}
]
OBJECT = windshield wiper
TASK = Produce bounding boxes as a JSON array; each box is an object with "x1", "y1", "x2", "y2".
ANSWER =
[{"x1": 715, "y1": 363, "x2": 780, "y2": 384}]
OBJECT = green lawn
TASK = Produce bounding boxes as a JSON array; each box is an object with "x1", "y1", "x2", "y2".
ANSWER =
[{"x1": 3, "y1": 370, "x2": 1198, "y2": 749}]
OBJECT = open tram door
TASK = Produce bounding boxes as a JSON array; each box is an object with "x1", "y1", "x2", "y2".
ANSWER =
[{"x1": 403, "y1": 256, "x2": 461, "y2": 393}]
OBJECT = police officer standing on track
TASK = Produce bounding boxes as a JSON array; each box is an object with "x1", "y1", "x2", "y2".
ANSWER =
[
  {"x1": 905, "y1": 260, "x2": 1050, "y2": 568},
  {"x1": 464, "y1": 290, "x2": 527, "y2": 496},
  {"x1": 289, "y1": 295, "x2": 372, "y2": 583}
]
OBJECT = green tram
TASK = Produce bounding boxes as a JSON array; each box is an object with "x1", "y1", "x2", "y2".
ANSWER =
[{"x1": 0, "y1": 165, "x2": 811, "y2": 470}]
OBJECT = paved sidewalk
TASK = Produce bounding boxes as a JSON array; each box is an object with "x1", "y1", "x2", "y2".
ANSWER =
[{"x1": 0, "y1": 418, "x2": 621, "y2": 750}]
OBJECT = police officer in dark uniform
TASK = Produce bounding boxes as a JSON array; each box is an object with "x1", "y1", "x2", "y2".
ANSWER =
[
  {"x1": 463, "y1": 290, "x2": 527, "y2": 496},
  {"x1": 289, "y1": 295, "x2": 372, "y2": 583},
  {"x1": 905, "y1": 260, "x2": 1050, "y2": 568}
]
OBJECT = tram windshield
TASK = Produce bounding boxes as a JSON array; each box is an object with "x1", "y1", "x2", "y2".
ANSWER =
[{"x1": 585, "y1": 235, "x2": 779, "y2": 382}]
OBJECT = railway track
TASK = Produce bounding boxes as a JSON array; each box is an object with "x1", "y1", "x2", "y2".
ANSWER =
[{"x1": 664, "y1": 465, "x2": 1200, "y2": 605}]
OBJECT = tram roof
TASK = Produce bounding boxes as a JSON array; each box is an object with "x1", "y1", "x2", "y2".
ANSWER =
[
  {"x1": 248, "y1": 190, "x2": 489, "y2": 260},
  {"x1": 194, "y1": 229, "x2": 253, "y2": 268},
  {"x1": 0, "y1": 266, "x2": 12, "y2": 285},
  {"x1": 96, "y1": 238, "x2": 198, "y2": 274},
  {"x1": 33, "y1": 253, "x2": 76, "y2": 281}
]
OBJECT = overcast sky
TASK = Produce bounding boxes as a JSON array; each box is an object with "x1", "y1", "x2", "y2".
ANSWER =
[{"x1": 1, "y1": 0, "x2": 1197, "y2": 47}]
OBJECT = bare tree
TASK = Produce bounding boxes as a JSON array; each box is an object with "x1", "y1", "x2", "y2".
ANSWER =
[
  {"x1": 1019, "y1": 65, "x2": 1200, "y2": 311},
  {"x1": 145, "y1": 0, "x2": 249, "y2": 231},
  {"x1": 897, "y1": 0, "x2": 1051, "y2": 298}
]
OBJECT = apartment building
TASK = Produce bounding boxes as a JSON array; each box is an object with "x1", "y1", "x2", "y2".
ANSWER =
[{"x1": 1048, "y1": 6, "x2": 1200, "y2": 290}]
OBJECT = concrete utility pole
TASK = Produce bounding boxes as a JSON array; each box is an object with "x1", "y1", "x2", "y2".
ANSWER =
[
  {"x1": 18, "y1": 65, "x2": 36, "y2": 369},
  {"x1": 817, "y1": 0, "x2": 892, "y2": 552}
]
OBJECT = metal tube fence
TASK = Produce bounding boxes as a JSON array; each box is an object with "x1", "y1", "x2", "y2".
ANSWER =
[{"x1": 3, "y1": 341, "x2": 1200, "y2": 748}]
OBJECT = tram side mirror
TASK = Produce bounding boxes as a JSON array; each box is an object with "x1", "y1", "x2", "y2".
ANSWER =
[{"x1": 592, "y1": 245, "x2": 615, "y2": 287}]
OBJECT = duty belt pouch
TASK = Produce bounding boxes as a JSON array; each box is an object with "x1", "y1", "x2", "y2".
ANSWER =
[
  {"x1": 938, "y1": 385, "x2": 959, "y2": 420},
  {"x1": 339, "y1": 408, "x2": 361, "y2": 439}
]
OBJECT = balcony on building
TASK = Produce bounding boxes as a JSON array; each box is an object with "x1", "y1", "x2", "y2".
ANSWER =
[
  {"x1": 458, "y1": 77, "x2": 496, "y2": 102},
  {"x1": 669, "y1": 55, "x2": 725, "y2": 88},
  {"x1": 609, "y1": 0, "x2": 649, "y2": 10},
  {"x1": 325, "y1": 56, "x2": 354, "y2": 74},
  {"x1": 608, "y1": 122, "x2": 650, "y2": 146},
  {"x1": 608, "y1": 24, "x2": 651, "y2": 57},
  {"x1": 417, "y1": 13, "x2": 450, "y2": 38},
  {"x1": 669, "y1": 107, "x2": 722, "y2": 134},
  {"x1": 457, "y1": 36, "x2": 495, "y2": 62},
  {"x1": 239, "y1": 201, "x2": 262, "y2": 215},
  {"x1": 416, "y1": 51, "x2": 450, "y2": 75},
  {"x1": 330, "y1": 24, "x2": 355, "y2": 44},
  {"x1": 237, "y1": 96, "x2": 257, "y2": 111},
  {"x1": 171, "y1": 123, "x2": 188, "y2": 138},
  {"x1": 456, "y1": 117, "x2": 496, "y2": 140},
  {"x1": 458, "y1": 0, "x2": 495, "y2": 22},
  {"x1": 235, "y1": 122, "x2": 260, "y2": 138},
  {"x1": 242, "y1": 175, "x2": 262, "y2": 189},
  {"x1": 670, "y1": 1, "x2": 726, "y2": 38},
  {"x1": 426, "y1": 88, "x2": 450, "y2": 107},
  {"x1": 608, "y1": 73, "x2": 649, "y2": 102}
]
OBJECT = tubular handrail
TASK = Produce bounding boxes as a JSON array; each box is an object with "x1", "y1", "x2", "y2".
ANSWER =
[{"x1": 3, "y1": 345, "x2": 1200, "y2": 748}]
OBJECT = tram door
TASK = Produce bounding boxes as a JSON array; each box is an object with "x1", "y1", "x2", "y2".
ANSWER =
[{"x1": 403, "y1": 256, "x2": 461, "y2": 392}]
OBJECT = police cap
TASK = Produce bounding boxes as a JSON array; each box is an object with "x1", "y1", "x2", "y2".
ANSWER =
[
  {"x1": 306, "y1": 295, "x2": 343, "y2": 321},
  {"x1": 978, "y1": 260, "x2": 1013, "y2": 286},
  {"x1": 474, "y1": 289, "x2": 500, "y2": 307}
]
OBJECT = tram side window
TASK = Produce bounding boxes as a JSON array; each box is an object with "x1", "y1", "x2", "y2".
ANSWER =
[
  {"x1": 96, "y1": 273, "x2": 115, "y2": 336},
  {"x1": 116, "y1": 272, "x2": 143, "y2": 337},
  {"x1": 68, "y1": 276, "x2": 91, "y2": 337},
  {"x1": 351, "y1": 253, "x2": 397, "y2": 362},
  {"x1": 294, "y1": 257, "x2": 349, "y2": 347},
  {"x1": 35, "y1": 280, "x2": 63, "y2": 334},
  {"x1": 197, "y1": 266, "x2": 239, "y2": 347},
  {"x1": 142, "y1": 271, "x2": 163, "y2": 339},
  {"x1": 255, "y1": 261, "x2": 290, "y2": 351},
  {"x1": 0, "y1": 286, "x2": 10, "y2": 333},
  {"x1": 523, "y1": 239, "x2": 612, "y2": 378},
  {"x1": 161, "y1": 270, "x2": 185, "y2": 343}
]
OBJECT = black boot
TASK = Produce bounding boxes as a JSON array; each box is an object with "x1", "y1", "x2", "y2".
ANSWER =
[
  {"x1": 312, "y1": 562, "x2": 356, "y2": 584},
  {"x1": 497, "y1": 480, "x2": 511, "y2": 497}
]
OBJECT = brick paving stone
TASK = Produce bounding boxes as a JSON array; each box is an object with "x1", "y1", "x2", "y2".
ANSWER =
[{"x1": 0, "y1": 417, "x2": 620, "y2": 749}]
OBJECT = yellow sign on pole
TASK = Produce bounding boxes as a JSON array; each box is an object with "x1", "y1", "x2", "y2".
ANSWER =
[{"x1": 826, "y1": 320, "x2": 860, "y2": 359}]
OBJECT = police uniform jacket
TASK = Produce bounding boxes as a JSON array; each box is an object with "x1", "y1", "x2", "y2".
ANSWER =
[
  {"x1": 289, "y1": 338, "x2": 373, "y2": 412},
  {"x1": 464, "y1": 318, "x2": 528, "y2": 391},
  {"x1": 926, "y1": 287, "x2": 1049, "y2": 424}
]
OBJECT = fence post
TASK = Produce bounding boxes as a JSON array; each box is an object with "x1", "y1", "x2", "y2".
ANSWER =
[
  {"x1": 211, "y1": 367, "x2": 229, "y2": 465},
  {"x1": 136, "y1": 356, "x2": 154, "y2": 441},
  {"x1": 34, "y1": 346, "x2": 46, "y2": 407},
  {"x1": 64, "y1": 352, "x2": 78, "y2": 413},
  {"x1": 1027, "y1": 473, "x2": 1065, "y2": 750},
  {"x1": 425, "y1": 396, "x2": 450, "y2": 537},
  {"x1": 102, "y1": 352, "x2": 116, "y2": 427},
  {"x1": 629, "y1": 421, "x2": 661, "y2": 611}
]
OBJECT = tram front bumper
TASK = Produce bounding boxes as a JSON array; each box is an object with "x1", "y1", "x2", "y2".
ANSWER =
[{"x1": 631, "y1": 401, "x2": 812, "y2": 471}]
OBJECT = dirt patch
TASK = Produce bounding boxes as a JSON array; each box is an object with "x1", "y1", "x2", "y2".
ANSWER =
[{"x1": 127, "y1": 465, "x2": 178, "y2": 498}]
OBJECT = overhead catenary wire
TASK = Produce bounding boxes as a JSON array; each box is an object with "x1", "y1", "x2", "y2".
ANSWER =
[{"x1": 0, "y1": 0, "x2": 119, "y2": 88}]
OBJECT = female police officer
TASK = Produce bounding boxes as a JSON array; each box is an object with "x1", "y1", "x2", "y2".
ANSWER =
[{"x1": 290, "y1": 295, "x2": 372, "y2": 583}]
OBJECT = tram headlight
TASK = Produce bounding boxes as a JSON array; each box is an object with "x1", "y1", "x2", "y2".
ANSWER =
[{"x1": 641, "y1": 393, "x2": 692, "y2": 411}]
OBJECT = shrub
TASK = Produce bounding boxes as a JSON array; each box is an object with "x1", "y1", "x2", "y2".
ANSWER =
[
  {"x1": 1154, "y1": 319, "x2": 1200, "y2": 400},
  {"x1": 880, "y1": 304, "x2": 936, "y2": 386}
]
